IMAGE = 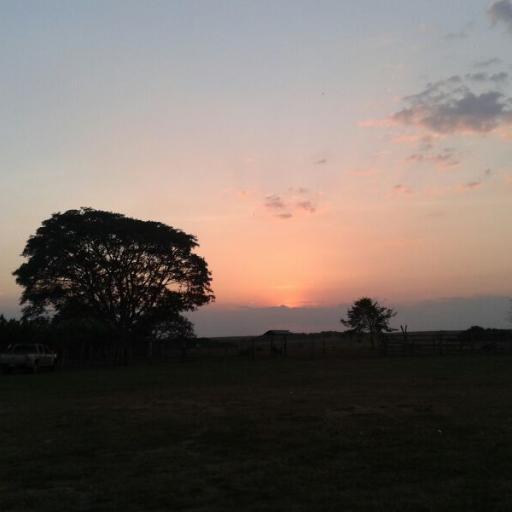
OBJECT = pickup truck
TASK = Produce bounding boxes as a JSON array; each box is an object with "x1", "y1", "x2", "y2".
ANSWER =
[{"x1": 0, "y1": 344, "x2": 58, "y2": 373}]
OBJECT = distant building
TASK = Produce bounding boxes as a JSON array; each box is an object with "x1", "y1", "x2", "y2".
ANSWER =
[{"x1": 262, "y1": 330, "x2": 292, "y2": 336}]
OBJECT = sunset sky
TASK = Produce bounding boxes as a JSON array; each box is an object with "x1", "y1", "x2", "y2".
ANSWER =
[{"x1": 1, "y1": 1, "x2": 511, "y2": 335}]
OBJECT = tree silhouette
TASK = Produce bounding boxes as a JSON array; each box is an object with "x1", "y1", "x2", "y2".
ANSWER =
[
  {"x1": 13, "y1": 208, "x2": 214, "y2": 351},
  {"x1": 341, "y1": 297, "x2": 396, "y2": 348}
]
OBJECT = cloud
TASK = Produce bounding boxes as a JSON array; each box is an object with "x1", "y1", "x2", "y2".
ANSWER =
[
  {"x1": 444, "y1": 21, "x2": 474, "y2": 41},
  {"x1": 393, "y1": 184, "x2": 413, "y2": 195},
  {"x1": 296, "y1": 200, "x2": 316, "y2": 213},
  {"x1": 458, "y1": 168, "x2": 494, "y2": 192},
  {"x1": 410, "y1": 167, "x2": 495, "y2": 197},
  {"x1": 406, "y1": 147, "x2": 460, "y2": 169},
  {"x1": 491, "y1": 72, "x2": 509, "y2": 83},
  {"x1": 392, "y1": 76, "x2": 512, "y2": 134},
  {"x1": 473, "y1": 58, "x2": 502, "y2": 69},
  {"x1": 404, "y1": 135, "x2": 460, "y2": 169},
  {"x1": 264, "y1": 190, "x2": 319, "y2": 219},
  {"x1": 462, "y1": 180, "x2": 482, "y2": 190},
  {"x1": 418, "y1": 135, "x2": 435, "y2": 151},
  {"x1": 488, "y1": 0, "x2": 512, "y2": 32},
  {"x1": 264, "y1": 194, "x2": 286, "y2": 210},
  {"x1": 466, "y1": 72, "x2": 487, "y2": 82},
  {"x1": 392, "y1": 134, "x2": 442, "y2": 148},
  {"x1": 465, "y1": 71, "x2": 508, "y2": 84}
]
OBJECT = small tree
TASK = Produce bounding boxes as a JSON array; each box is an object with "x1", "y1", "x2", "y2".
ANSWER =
[{"x1": 341, "y1": 297, "x2": 396, "y2": 348}]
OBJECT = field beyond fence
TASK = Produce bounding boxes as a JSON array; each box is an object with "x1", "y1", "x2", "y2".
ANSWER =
[
  {"x1": 8, "y1": 328, "x2": 511, "y2": 367},
  {"x1": 182, "y1": 328, "x2": 512, "y2": 361}
]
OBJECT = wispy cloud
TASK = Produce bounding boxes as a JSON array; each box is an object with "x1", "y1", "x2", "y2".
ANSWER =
[
  {"x1": 296, "y1": 200, "x2": 316, "y2": 213},
  {"x1": 263, "y1": 189, "x2": 320, "y2": 220},
  {"x1": 392, "y1": 184, "x2": 413, "y2": 195},
  {"x1": 444, "y1": 21, "x2": 474, "y2": 41},
  {"x1": 289, "y1": 186, "x2": 309, "y2": 195},
  {"x1": 465, "y1": 71, "x2": 508, "y2": 84},
  {"x1": 457, "y1": 168, "x2": 494, "y2": 192},
  {"x1": 406, "y1": 147, "x2": 460, "y2": 169},
  {"x1": 392, "y1": 134, "x2": 440, "y2": 147},
  {"x1": 396, "y1": 168, "x2": 495, "y2": 198},
  {"x1": 461, "y1": 180, "x2": 482, "y2": 190},
  {"x1": 473, "y1": 58, "x2": 502, "y2": 69},
  {"x1": 264, "y1": 194, "x2": 286, "y2": 211}
]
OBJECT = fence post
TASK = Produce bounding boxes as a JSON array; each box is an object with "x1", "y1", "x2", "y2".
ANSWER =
[{"x1": 400, "y1": 325, "x2": 408, "y2": 356}]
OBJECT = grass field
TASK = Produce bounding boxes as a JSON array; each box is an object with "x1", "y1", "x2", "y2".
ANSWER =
[{"x1": 2, "y1": 355, "x2": 512, "y2": 511}]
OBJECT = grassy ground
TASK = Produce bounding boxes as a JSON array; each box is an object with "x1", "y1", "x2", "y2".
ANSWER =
[{"x1": 2, "y1": 355, "x2": 512, "y2": 511}]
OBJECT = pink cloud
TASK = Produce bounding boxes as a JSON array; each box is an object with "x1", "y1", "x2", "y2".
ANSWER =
[
  {"x1": 296, "y1": 200, "x2": 316, "y2": 213},
  {"x1": 392, "y1": 184, "x2": 413, "y2": 195},
  {"x1": 405, "y1": 148, "x2": 460, "y2": 170},
  {"x1": 461, "y1": 181, "x2": 482, "y2": 190},
  {"x1": 263, "y1": 189, "x2": 320, "y2": 220}
]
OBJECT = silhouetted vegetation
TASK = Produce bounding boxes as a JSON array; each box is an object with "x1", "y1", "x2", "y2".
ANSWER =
[
  {"x1": 11, "y1": 208, "x2": 213, "y2": 362},
  {"x1": 341, "y1": 297, "x2": 396, "y2": 348},
  {"x1": 0, "y1": 315, "x2": 53, "y2": 350},
  {"x1": 459, "y1": 325, "x2": 512, "y2": 351}
]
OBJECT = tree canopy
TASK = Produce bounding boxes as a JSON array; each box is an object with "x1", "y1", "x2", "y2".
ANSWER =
[
  {"x1": 341, "y1": 297, "x2": 396, "y2": 347},
  {"x1": 13, "y1": 208, "x2": 214, "y2": 338}
]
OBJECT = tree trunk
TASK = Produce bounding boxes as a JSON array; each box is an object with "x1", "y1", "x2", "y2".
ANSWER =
[{"x1": 121, "y1": 330, "x2": 132, "y2": 366}]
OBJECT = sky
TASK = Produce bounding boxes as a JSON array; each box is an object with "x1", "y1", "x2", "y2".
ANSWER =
[{"x1": 1, "y1": 1, "x2": 511, "y2": 335}]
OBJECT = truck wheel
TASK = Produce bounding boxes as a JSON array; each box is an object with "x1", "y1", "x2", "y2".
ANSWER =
[
  {"x1": 32, "y1": 361, "x2": 39, "y2": 373},
  {"x1": 1, "y1": 365, "x2": 10, "y2": 375}
]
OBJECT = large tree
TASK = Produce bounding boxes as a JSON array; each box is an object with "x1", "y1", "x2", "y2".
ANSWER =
[
  {"x1": 341, "y1": 297, "x2": 396, "y2": 348},
  {"x1": 13, "y1": 208, "x2": 214, "y2": 341}
]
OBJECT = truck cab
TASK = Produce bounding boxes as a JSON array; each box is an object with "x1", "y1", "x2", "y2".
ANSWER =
[{"x1": 0, "y1": 343, "x2": 58, "y2": 373}]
